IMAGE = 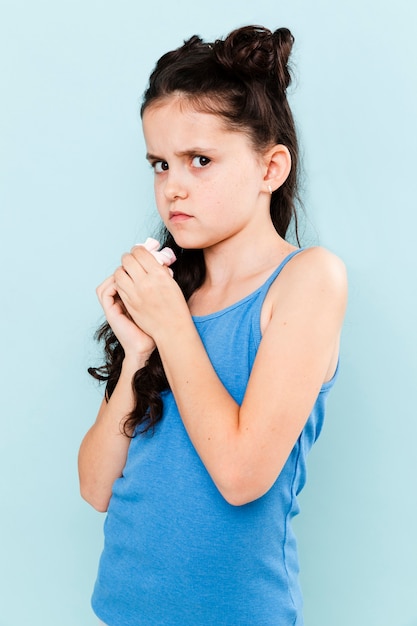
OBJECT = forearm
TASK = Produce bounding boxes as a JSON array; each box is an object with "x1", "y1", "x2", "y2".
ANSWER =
[
  {"x1": 155, "y1": 317, "x2": 327, "y2": 507},
  {"x1": 78, "y1": 356, "x2": 144, "y2": 512},
  {"x1": 155, "y1": 322, "x2": 243, "y2": 499}
]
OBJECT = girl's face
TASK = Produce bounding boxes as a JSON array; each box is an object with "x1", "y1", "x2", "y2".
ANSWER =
[{"x1": 142, "y1": 97, "x2": 270, "y2": 251}]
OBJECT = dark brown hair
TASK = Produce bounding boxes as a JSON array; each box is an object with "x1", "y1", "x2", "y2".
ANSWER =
[{"x1": 89, "y1": 25, "x2": 301, "y2": 435}]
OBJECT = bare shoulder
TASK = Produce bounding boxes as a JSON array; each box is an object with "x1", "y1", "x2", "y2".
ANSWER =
[
  {"x1": 263, "y1": 246, "x2": 348, "y2": 329},
  {"x1": 276, "y1": 246, "x2": 347, "y2": 293},
  {"x1": 291, "y1": 246, "x2": 346, "y2": 288}
]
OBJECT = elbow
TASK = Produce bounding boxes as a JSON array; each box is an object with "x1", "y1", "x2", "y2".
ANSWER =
[
  {"x1": 216, "y1": 471, "x2": 273, "y2": 507},
  {"x1": 222, "y1": 492, "x2": 254, "y2": 507},
  {"x1": 221, "y1": 489, "x2": 267, "y2": 507},
  {"x1": 79, "y1": 482, "x2": 110, "y2": 513}
]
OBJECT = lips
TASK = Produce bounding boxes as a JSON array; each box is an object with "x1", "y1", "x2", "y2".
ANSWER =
[{"x1": 169, "y1": 211, "x2": 193, "y2": 222}]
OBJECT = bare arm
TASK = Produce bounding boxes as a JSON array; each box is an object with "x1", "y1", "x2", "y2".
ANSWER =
[
  {"x1": 116, "y1": 246, "x2": 347, "y2": 506},
  {"x1": 78, "y1": 356, "x2": 142, "y2": 512},
  {"x1": 78, "y1": 274, "x2": 155, "y2": 512},
  {"x1": 78, "y1": 242, "x2": 176, "y2": 511}
]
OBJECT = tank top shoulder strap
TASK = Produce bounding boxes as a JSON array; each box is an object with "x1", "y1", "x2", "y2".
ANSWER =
[
  {"x1": 247, "y1": 247, "x2": 307, "y2": 349},
  {"x1": 259, "y1": 247, "x2": 306, "y2": 296}
]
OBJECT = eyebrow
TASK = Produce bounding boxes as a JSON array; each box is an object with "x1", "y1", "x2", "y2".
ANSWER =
[
  {"x1": 146, "y1": 147, "x2": 218, "y2": 161},
  {"x1": 145, "y1": 152, "x2": 162, "y2": 162}
]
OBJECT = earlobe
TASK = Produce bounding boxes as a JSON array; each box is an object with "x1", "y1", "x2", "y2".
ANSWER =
[{"x1": 263, "y1": 145, "x2": 292, "y2": 193}]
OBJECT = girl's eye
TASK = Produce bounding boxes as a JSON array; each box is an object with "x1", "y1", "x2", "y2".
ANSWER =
[
  {"x1": 191, "y1": 155, "x2": 211, "y2": 168},
  {"x1": 153, "y1": 160, "x2": 169, "y2": 173}
]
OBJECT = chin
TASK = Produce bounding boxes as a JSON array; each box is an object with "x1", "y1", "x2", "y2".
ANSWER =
[{"x1": 169, "y1": 232, "x2": 207, "y2": 250}]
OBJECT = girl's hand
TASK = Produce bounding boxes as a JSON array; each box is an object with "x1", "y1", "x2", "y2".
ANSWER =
[
  {"x1": 114, "y1": 243, "x2": 187, "y2": 343},
  {"x1": 96, "y1": 238, "x2": 178, "y2": 360},
  {"x1": 96, "y1": 275, "x2": 156, "y2": 360}
]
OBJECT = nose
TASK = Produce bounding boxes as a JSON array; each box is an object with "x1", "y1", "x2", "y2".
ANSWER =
[{"x1": 163, "y1": 168, "x2": 188, "y2": 201}]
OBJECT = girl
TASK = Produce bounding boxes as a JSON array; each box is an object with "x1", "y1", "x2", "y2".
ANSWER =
[{"x1": 79, "y1": 25, "x2": 347, "y2": 626}]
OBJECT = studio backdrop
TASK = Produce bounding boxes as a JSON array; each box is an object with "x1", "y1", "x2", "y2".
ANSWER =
[{"x1": 1, "y1": 1, "x2": 416, "y2": 625}]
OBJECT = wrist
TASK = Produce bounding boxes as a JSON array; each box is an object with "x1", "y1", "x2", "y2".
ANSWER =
[
  {"x1": 153, "y1": 316, "x2": 198, "y2": 355},
  {"x1": 122, "y1": 350, "x2": 153, "y2": 373}
]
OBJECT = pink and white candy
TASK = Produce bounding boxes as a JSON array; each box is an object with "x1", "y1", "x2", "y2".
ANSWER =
[{"x1": 136, "y1": 237, "x2": 176, "y2": 273}]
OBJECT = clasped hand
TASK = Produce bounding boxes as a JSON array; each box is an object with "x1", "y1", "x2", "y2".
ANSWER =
[{"x1": 96, "y1": 239, "x2": 185, "y2": 359}]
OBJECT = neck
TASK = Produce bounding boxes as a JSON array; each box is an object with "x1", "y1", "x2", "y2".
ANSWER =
[{"x1": 202, "y1": 223, "x2": 293, "y2": 288}]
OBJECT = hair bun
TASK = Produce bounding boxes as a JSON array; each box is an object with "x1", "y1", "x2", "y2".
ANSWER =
[
  {"x1": 272, "y1": 28, "x2": 294, "y2": 90},
  {"x1": 213, "y1": 25, "x2": 294, "y2": 92}
]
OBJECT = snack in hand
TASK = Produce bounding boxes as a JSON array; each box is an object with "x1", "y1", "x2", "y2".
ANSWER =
[{"x1": 139, "y1": 237, "x2": 177, "y2": 271}]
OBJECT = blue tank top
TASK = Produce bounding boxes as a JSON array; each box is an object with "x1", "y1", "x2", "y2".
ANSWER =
[{"x1": 92, "y1": 249, "x2": 338, "y2": 626}]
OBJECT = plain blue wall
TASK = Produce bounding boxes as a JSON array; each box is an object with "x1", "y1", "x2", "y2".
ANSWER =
[{"x1": 1, "y1": 1, "x2": 416, "y2": 625}]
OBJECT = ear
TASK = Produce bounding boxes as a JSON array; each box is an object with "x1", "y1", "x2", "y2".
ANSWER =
[{"x1": 262, "y1": 145, "x2": 292, "y2": 194}]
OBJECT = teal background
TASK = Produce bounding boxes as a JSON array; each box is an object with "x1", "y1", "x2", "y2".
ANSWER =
[{"x1": 1, "y1": 0, "x2": 416, "y2": 624}]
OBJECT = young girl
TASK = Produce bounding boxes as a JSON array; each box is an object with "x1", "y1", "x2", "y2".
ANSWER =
[{"x1": 79, "y1": 25, "x2": 347, "y2": 626}]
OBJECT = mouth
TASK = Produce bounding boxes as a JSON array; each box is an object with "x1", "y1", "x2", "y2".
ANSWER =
[{"x1": 169, "y1": 211, "x2": 193, "y2": 223}]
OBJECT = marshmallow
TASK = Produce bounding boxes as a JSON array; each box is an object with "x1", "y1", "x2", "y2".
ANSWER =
[{"x1": 135, "y1": 238, "x2": 177, "y2": 268}]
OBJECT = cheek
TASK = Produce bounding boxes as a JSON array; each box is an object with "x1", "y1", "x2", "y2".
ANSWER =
[
  {"x1": 154, "y1": 197, "x2": 170, "y2": 226},
  {"x1": 153, "y1": 183, "x2": 166, "y2": 207},
  {"x1": 202, "y1": 180, "x2": 248, "y2": 220}
]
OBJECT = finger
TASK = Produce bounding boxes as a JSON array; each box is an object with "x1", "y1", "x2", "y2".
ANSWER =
[
  {"x1": 129, "y1": 246, "x2": 166, "y2": 273},
  {"x1": 96, "y1": 275, "x2": 117, "y2": 301},
  {"x1": 114, "y1": 265, "x2": 132, "y2": 293},
  {"x1": 121, "y1": 252, "x2": 148, "y2": 280},
  {"x1": 97, "y1": 277, "x2": 125, "y2": 316},
  {"x1": 130, "y1": 244, "x2": 176, "y2": 269}
]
